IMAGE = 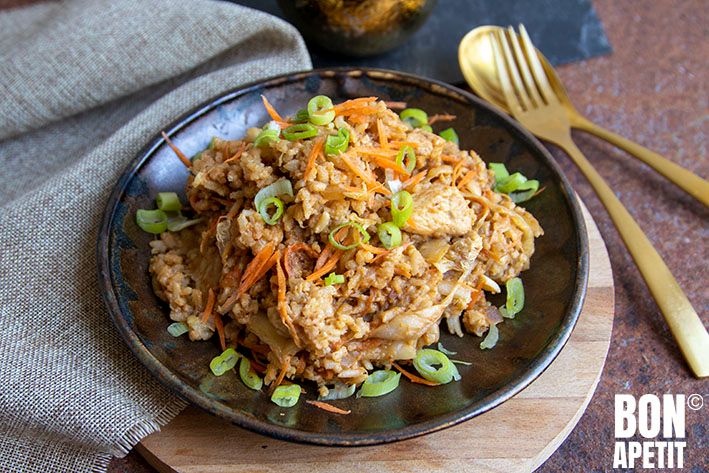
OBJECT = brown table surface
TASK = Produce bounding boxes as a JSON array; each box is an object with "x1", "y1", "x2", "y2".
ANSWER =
[{"x1": 4, "y1": 0, "x2": 705, "y2": 471}]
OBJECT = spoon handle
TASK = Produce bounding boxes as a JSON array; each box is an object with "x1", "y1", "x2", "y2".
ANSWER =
[
  {"x1": 557, "y1": 136, "x2": 709, "y2": 377},
  {"x1": 573, "y1": 117, "x2": 709, "y2": 207}
]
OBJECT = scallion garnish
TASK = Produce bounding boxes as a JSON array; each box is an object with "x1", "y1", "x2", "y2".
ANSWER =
[
  {"x1": 328, "y1": 221, "x2": 370, "y2": 250},
  {"x1": 400, "y1": 108, "x2": 428, "y2": 128},
  {"x1": 167, "y1": 322, "x2": 189, "y2": 337},
  {"x1": 488, "y1": 163, "x2": 540, "y2": 203},
  {"x1": 480, "y1": 324, "x2": 499, "y2": 350},
  {"x1": 324, "y1": 273, "x2": 345, "y2": 286},
  {"x1": 238, "y1": 357, "x2": 263, "y2": 390},
  {"x1": 390, "y1": 190, "x2": 413, "y2": 228},
  {"x1": 395, "y1": 146, "x2": 416, "y2": 174},
  {"x1": 253, "y1": 179, "x2": 293, "y2": 225},
  {"x1": 292, "y1": 108, "x2": 310, "y2": 123},
  {"x1": 420, "y1": 124, "x2": 433, "y2": 133},
  {"x1": 359, "y1": 370, "x2": 400, "y2": 397},
  {"x1": 156, "y1": 192, "x2": 182, "y2": 212},
  {"x1": 283, "y1": 123, "x2": 318, "y2": 141},
  {"x1": 377, "y1": 222, "x2": 402, "y2": 250},
  {"x1": 167, "y1": 215, "x2": 202, "y2": 232},
  {"x1": 437, "y1": 342, "x2": 457, "y2": 356},
  {"x1": 307, "y1": 95, "x2": 335, "y2": 126},
  {"x1": 257, "y1": 196, "x2": 284, "y2": 225},
  {"x1": 439, "y1": 127, "x2": 459, "y2": 145},
  {"x1": 209, "y1": 348, "x2": 239, "y2": 376},
  {"x1": 254, "y1": 122, "x2": 281, "y2": 147},
  {"x1": 136, "y1": 209, "x2": 168, "y2": 234},
  {"x1": 271, "y1": 384, "x2": 301, "y2": 407},
  {"x1": 319, "y1": 383, "x2": 356, "y2": 401},
  {"x1": 324, "y1": 128, "x2": 350, "y2": 155},
  {"x1": 413, "y1": 349, "x2": 460, "y2": 384},
  {"x1": 500, "y1": 277, "x2": 524, "y2": 318},
  {"x1": 488, "y1": 162, "x2": 510, "y2": 181}
]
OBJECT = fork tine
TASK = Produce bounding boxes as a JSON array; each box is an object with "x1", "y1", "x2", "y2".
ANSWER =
[
  {"x1": 505, "y1": 26, "x2": 544, "y2": 107},
  {"x1": 495, "y1": 29, "x2": 532, "y2": 111},
  {"x1": 519, "y1": 24, "x2": 558, "y2": 104},
  {"x1": 489, "y1": 31, "x2": 524, "y2": 114}
]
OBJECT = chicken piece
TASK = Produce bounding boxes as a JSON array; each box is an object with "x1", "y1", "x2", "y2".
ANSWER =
[{"x1": 405, "y1": 184, "x2": 475, "y2": 237}]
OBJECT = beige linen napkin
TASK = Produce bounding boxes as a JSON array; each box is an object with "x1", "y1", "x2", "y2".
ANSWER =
[{"x1": 0, "y1": 1, "x2": 311, "y2": 471}]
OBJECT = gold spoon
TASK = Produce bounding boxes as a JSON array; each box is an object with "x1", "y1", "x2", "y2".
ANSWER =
[{"x1": 459, "y1": 25, "x2": 709, "y2": 206}]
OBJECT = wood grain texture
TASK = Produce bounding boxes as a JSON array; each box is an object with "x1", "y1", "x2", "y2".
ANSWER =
[{"x1": 138, "y1": 202, "x2": 613, "y2": 473}]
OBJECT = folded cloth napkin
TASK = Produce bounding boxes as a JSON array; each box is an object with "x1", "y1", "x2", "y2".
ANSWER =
[{"x1": 0, "y1": 1, "x2": 311, "y2": 471}]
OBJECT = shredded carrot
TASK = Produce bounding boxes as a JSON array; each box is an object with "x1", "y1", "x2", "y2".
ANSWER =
[
  {"x1": 354, "y1": 147, "x2": 398, "y2": 158},
  {"x1": 456, "y1": 170, "x2": 477, "y2": 190},
  {"x1": 387, "y1": 140, "x2": 419, "y2": 149},
  {"x1": 261, "y1": 95, "x2": 284, "y2": 123},
  {"x1": 270, "y1": 356, "x2": 291, "y2": 393},
  {"x1": 304, "y1": 136, "x2": 325, "y2": 181},
  {"x1": 161, "y1": 131, "x2": 192, "y2": 168},
  {"x1": 370, "y1": 242, "x2": 412, "y2": 264},
  {"x1": 365, "y1": 155, "x2": 410, "y2": 176},
  {"x1": 306, "y1": 250, "x2": 343, "y2": 282},
  {"x1": 214, "y1": 312, "x2": 226, "y2": 351},
  {"x1": 201, "y1": 288, "x2": 216, "y2": 323},
  {"x1": 340, "y1": 155, "x2": 390, "y2": 195},
  {"x1": 467, "y1": 276, "x2": 487, "y2": 309},
  {"x1": 451, "y1": 160, "x2": 465, "y2": 186},
  {"x1": 428, "y1": 113, "x2": 456, "y2": 125},
  {"x1": 250, "y1": 357, "x2": 267, "y2": 373},
  {"x1": 359, "y1": 242, "x2": 388, "y2": 255},
  {"x1": 330, "y1": 97, "x2": 378, "y2": 113},
  {"x1": 383, "y1": 101, "x2": 407, "y2": 110},
  {"x1": 283, "y1": 243, "x2": 318, "y2": 276},
  {"x1": 392, "y1": 362, "x2": 440, "y2": 386},
  {"x1": 402, "y1": 170, "x2": 427, "y2": 190},
  {"x1": 393, "y1": 267, "x2": 412, "y2": 278},
  {"x1": 200, "y1": 216, "x2": 220, "y2": 254},
  {"x1": 240, "y1": 337, "x2": 270, "y2": 355},
  {"x1": 223, "y1": 142, "x2": 246, "y2": 164},
  {"x1": 335, "y1": 106, "x2": 380, "y2": 116},
  {"x1": 306, "y1": 400, "x2": 351, "y2": 415},
  {"x1": 441, "y1": 154, "x2": 462, "y2": 164},
  {"x1": 238, "y1": 242, "x2": 277, "y2": 296},
  {"x1": 376, "y1": 118, "x2": 388, "y2": 148},
  {"x1": 276, "y1": 253, "x2": 301, "y2": 346}
]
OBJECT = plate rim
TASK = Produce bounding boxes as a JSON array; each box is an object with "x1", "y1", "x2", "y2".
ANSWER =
[{"x1": 97, "y1": 67, "x2": 589, "y2": 446}]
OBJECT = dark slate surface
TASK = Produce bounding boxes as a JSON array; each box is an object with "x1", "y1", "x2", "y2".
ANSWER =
[{"x1": 230, "y1": 0, "x2": 611, "y2": 84}]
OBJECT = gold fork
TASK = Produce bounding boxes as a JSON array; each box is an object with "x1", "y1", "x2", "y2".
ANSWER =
[{"x1": 489, "y1": 25, "x2": 709, "y2": 378}]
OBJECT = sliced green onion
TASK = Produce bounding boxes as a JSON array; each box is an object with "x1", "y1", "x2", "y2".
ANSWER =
[
  {"x1": 238, "y1": 357, "x2": 263, "y2": 390},
  {"x1": 439, "y1": 127, "x2": 459, "y2": 145},
  {"x1": 451, "y1": 359, "x2": 472, "y2": 366},
  {"x1": 324, "y1": 272, "x2": 345, "y2": 286},
  {"x1": 413, "y1": 348, "x2": 459, "y2": 384},
  {"x1": 167, "y1": 322, "x2": 189, "y2": 337},
  {"x1": 509, "y1": 180, "x2": 540, "y2": 203},
  {"x1": 319, "y1": 383, "x2": 357, "y2": 401},
  {"x1": 400, "y1": 108, "x2": 428, "y2": 128},
  {"x1": 377, "y1": 222, "x2": 402, "y2": 250},
  {"x1": 495, "y1": 172, "x2": 527, "y2": 194},
  {"x1": 254, "y1": 178, "x2": 293, "y2": 215},
  {"x1": 437, "y1": 342, "x2": 457, "y2": 356},
  {"x1": 283, "y1": 123, "x2": 318, "y2": 141},
  {"x1": 420, "y1": 125, "x2": 433, "y2": 133},
  {"x1": 136, "y1": 209, "x2": 168, "y2": 234},
  {"x1": 324, "y1": 128, "x2": 350, "y2": 155},
  {"x1": 328, "y1": 221, "x2": 370, "y2": 250},
  {"x1": 488, "y1": 162, "x2": 510, "y2": 181},
  {"x1": 156, "y1": 192, "x2": 182, "y2": 212},
  {"x1": 254, "y1": 126, "x2": 280, "y2": 148},
  {"x1": 292, "y1": 108, "x2": 310, "y2": 123},
  {"x1": 257, "y1": 196, "x2": 284, "y2": 225},
  {"x1": 209, "y1": 348, "x2": 239, "y2": 376},
  {"x1": 504, "y1": 277, "x2": 524, "y2": 318},
  {"x1": 390, "y1": 190, "x2": 413, "y2": 227},
  {"x1": 359, "y1": 370, "x2": 400, "y2": 397},
  {"x1": 271, "y1": 384, "x2": 301, "y2": 407},
  {"x1": 307, "y1": 95, "x2": 335, "y2": 126},
  {"x1": 480, "y1": 324, "x2": 499, "y2": 350},
  {"x1": 167, "y1": 215, "x2": 202, "y2": 232},
  {"x1": 395, "y1": 146, "x2": 416, "y2": 174}
]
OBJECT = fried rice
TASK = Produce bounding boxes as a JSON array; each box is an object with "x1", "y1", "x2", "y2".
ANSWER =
[{"x1": 148, "y1": 97, "x2": 543, "y2": 395}]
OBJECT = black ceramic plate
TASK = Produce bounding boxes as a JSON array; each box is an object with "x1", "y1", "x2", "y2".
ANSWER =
[{"x1": 98, "y1": 68, "x2": 588, "y2": 446}]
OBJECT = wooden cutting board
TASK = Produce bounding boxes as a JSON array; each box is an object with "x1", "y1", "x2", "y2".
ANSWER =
[{"x1": 138, "y1": 202, "x2": 614, "y2": 473}]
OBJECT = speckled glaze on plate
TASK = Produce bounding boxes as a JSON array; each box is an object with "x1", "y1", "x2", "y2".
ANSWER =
[{"x1": 98, "y1": 68, "x2": 588, "y2": 446}]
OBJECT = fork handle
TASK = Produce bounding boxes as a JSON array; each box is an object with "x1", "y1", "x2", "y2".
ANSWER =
[
  {"x1": 572, "y1": 117, "x2": 709, "y2": 207},
  {"x1": 559, "y1": 137, "x2": 709, "y2": 377}
]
